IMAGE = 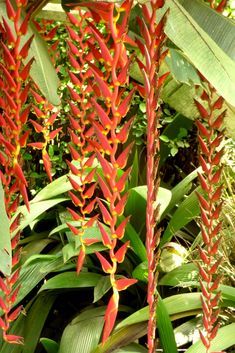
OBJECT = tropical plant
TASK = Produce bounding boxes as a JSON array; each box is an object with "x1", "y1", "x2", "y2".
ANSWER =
[{"x1": 0, "y1": 0, "x2": 235, "y2": 352}]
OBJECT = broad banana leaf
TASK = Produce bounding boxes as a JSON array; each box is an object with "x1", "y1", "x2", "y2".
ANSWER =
[{"x1": 179, "y1": 0, "x2": 235, "y2": 61}]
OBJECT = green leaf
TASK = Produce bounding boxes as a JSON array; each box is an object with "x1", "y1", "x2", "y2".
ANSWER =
[
  {"x1": 14, "y1": 255, "x2": 63, "y2": 307},
  {"x1": 22, "y1": 293, "x2": 57, "y2": 353},
  {"x1": 116, "y1": 292, "x2": 202, "y2": 330},
  {"x1": 113, "y1": 343, "x2": 148, "y2": 352},
  {"x1": 40, "y1": 338, "x2": 59, "y2": 353},
  {"x1": 160, "y1": 114, "x2": 193, "y2": 166},
  {"x1": 165, "y1": 0, "x2": 235, "y2": 106},
  {"x1": 0, "y1": 3, "x2": 60, "y2": 105},
  {"x1": 93, "y1": 275, "x2": 124, "y2": 303},
  {"x1": 58, "y1": 309, "x2": 104, "y2": 353},
  {"x1": 91, "y1": 322, "x2": 147, "y2": 353},
  {"x1": 179, "y1": 0, "x2": 235, "y2": 61},
  {"x1": 11, "y1": 197, "x2": 69, "y2": 236},
  {"x1": 132, "y1": 261, "x2": 148, "y2": 282},
  {"x1": 62, "y1": 242, "x2": 105, "y2": 263},
  {"x1": 159, "y1": 263, "x2": 235, "y2": 303},
  {"x1": 160, "y1": 186, "x2": 201, "y2": 247},
  {"x1": 20, "y1": 238, "x2": 54, "y2": 263},
  {"x1": 129, "y1": 150, "x2": 139, "y2": 189},
  {"x1": 0, "y1": 178, "x2": 11, "y2": 276},
  {"x1": 39, "y1": 272, "x2": 102, "y2": 292},
  {"x1": 29, "y1": 22, "x2": 60, "y2": 105},
  {"x1": 122, "y1": 219, "x2": 147, "y2": 262},
  {"x1": 165, "y1": 48, "x2": 201, "y2": 85},
  {"x1": 93, "y1": 293, "x2": 202, "y2": 353},
  {"x1": 157, "y1": 294, "x2": 178, "y2": 353},
  {"x1": 125, "y1": 186, "x2": 172, "y2": 235},
  {"x1": 162, "y1": 167, "x2": 201, "y2": 218},
  {"x1": 32, "y1": 175, "x2": 78, "y2": 203},
  {"x1": 159, "y1": 263, "x2": 198, "y2": 288},
  {"x1": 185, "y1": 323, "x2": 235, "y2": 353},
  {"x1": 93, "y1": 275, "x2": 112, "y2": 303}
]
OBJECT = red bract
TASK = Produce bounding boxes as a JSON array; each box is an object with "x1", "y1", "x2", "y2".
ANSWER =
[
  {"x1": 0, "y1": 1, "x2": 32, "y2": 342},
  {"x1": 195, "y1": 82, "x2": 226, "y2": 352},
  {"x1": 66, "y1": 9, "x2": 97, "y2": 274},
  {"x1": 136, "y1": 2, "x2": 169, "y2": 352},
  {"x1": 79, "y1": 0, "x2": 137, "y2": 343}
]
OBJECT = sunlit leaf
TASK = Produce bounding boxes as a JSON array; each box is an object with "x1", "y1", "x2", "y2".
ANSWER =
[
  {"x1": 39, "y1": 272, "x2": 102, "y2": 292},
  {"x1": 0, "y1": 178, "x2": 11, "y2": 276},
  {"x1": 40, "y1": 338, "x2": 59, "y2": 353},
  {"x1": 185, "y1": 323, "x2": 235, "y2": 353}
]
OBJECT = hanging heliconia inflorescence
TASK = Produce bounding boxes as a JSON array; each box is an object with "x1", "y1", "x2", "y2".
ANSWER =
[
  {"x1": 195, "y1": 77, "x2": 226, "y2": 353},
  {"x1": 0, "y1": 0, "x2": 32, "y2": 344},
  {"x1": 65, "y1": 9, "x2": 99, "y2": 274},
  {"x1": 76, "y1": 0, "x2": 138, "y2": 343},
  {"x1": 135, "y1": 1, "x2": 169, "y2": 351}
]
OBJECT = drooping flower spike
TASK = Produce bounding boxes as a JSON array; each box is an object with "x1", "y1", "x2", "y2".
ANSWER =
[
  {"x1": 135, "y1": 1, "x2": 169, "y2": 351},
  {"x1": 81, "y1": 0, "x2": 137, "y2": 343},
  {"x1": 0, "y1": 0, "x2": 33, "y2": 344},
  {"x1": 195, "y1": 78, "x2": 226, "y2": 353},
  {"x1": 66, "y1": 10, "x2": 99, "y2": 274}
]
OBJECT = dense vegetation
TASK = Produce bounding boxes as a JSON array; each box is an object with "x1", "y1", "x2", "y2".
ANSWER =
[{"x1": 0, "y1": 0, "x2": 235, "y2": 352}]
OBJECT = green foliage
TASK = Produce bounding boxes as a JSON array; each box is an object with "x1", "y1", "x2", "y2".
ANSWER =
[
  {"x1": 0, "y1": 179, "x2": 11, "y2": 276},
  {"x1": 0, "y1": 1, "x2": 234, "y2": 352}
]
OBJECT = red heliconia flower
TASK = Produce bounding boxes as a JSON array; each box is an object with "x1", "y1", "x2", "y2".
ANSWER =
[
  {"x1": 195, "y1": 80, "x2": 226, "y2": 352},
  {"x1": 102, "y1": 291, "x2": 119, "y2": 344},
  {"x1": 65, "y1": 9, "x2": 98, "y2": 275},
  {"x1": 0, "y1": 0, "x2": 33, "y2": 343},
  {"x1": 81, "y1": 0, "x2": 138, "y2": 344}
]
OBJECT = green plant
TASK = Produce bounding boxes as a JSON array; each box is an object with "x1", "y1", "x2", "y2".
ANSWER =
[{"x1": 0, "y1": 0, "x2": 235, "y2": 352}]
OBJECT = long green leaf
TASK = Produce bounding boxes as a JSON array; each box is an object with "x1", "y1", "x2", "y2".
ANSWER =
[
  {"x1": 11, "y1": 197, "x2": 69, "y2": 236},
  {"x1": 123, "y1": 220, "x2": 147, "y2": 262},
  {"x1": 124, "y1": 186, "x2": 172, "y2": 235},
  {"x1": 91, "y1": 322, "x2": 147, "y2": 353},
  {"x1": 116, "y1": 292, "x2": 202, "y2": 329},
  {"x1": 156, "y1": 294, "x2": 178, "y2": 353},
  {"x1": 92, "y1": 293, "x2": 203, "y2": 353},
  {"x1": 59, "y1": 309, "x2": 104, "y2": 353},
  {"x1": 179, "y1": 0, "x2": 235, "y2": 61},
  {"x1": 32, "y1": 175, "x2": 78, "y2": 203},
  {"x1": 29, "y1": 22, "x2": 60, "y2": 105},
  {"x1": 185, "y1": 323, "x2": 235, "y2": 353},
  {"x1": 159, "y1": 263, "x2": 235, "y2": 303},
  {"x1": 14, "y1": 255, "x2": 63, "y2": 307},
  {"x1": 112, "y1": 343, "x2": 148, "y2": 352},
  {"x1": 39, "y1": 272, "x2": 102, "y2": 292},
  {"x1": 161, "y1": 167, "x2": 201, "y2": 219},
  {"x1": 22, "y1": 293, "x2": 57, "y2": 353},
  {"x1": 0, "y1": 178, "x2": 11, "y2": 276},
  {"x1": 0, "y1": 293, "x2": 56, "y2": 353},
  {"x1": 165, "y1": 0, "x2": 235, "y2": 106},
  {"x1": 160, "y1": 187, "x2": 201, "y2": 247}
]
